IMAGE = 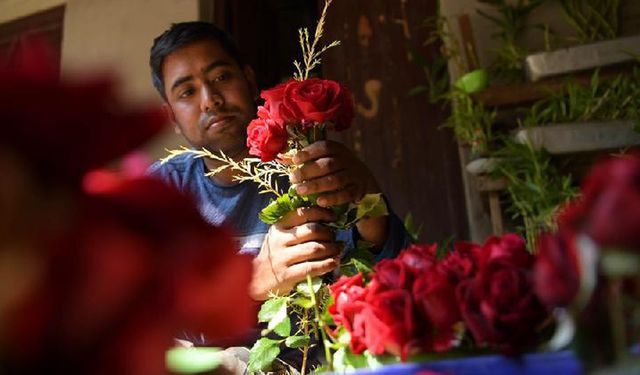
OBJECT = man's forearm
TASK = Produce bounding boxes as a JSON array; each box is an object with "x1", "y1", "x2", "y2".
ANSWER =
[{"x1": 355, "y1": 214, "x2": 388, "y2": 249}]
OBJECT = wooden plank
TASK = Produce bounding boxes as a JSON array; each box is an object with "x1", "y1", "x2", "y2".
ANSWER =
[
  {"x1": 488, "y1": 191, "x2": 504, "y2": 235},
  {"x1": 515, "y1": 120, "x2": 640, "y2": 154},
  {"x1": 524, "y1": 35, "x2": 640, "y2": 82},
  {"x1": 472, "y1": 66, "x2": 633, "y2": 108},
  {"x1": 474, "y1": 176, "x2": 507, "y2": 192}
]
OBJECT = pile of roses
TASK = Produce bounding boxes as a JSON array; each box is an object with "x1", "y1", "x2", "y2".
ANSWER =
[
  {"x1": 329, "y1": 152, "x2": 640, "y2": 362},
  {"x1": 329, "y1": 233, "x2": 550, "y2": 360},
  {"x1": 246, "y1": 78, "x2": 354, "y2": 161}
]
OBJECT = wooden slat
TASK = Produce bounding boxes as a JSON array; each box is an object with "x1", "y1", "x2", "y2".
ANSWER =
[{"x1": 472, "y1": 64, "x2": 635, "y2": 108}]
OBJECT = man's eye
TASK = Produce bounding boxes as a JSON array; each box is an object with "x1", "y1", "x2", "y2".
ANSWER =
[
  {"x1": 179, "y1": 88, "x2": 194, "y2": 98},
  {"x1": 213, "y1": 72, "x2": 229, "y2": 82}
]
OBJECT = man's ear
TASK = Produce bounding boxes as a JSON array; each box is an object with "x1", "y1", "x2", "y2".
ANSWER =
[
  {"x1": 243, "y1": 65, "x2": 259, "y2": 100},
  {"x1": 162, "y1": 103, "x2": 181, "y2": 135}
]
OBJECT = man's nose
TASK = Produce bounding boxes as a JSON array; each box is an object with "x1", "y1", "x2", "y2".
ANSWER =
[{"x1": 200, "y1": 85, "x2": 224, "y2": 113}]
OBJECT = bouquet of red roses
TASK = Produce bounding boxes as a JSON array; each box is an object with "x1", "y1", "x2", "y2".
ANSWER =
[
  {"x1": 246, "y1": 77, "x2": 354, "y2": 163},
  {"x1": 328, "y1": 233, "x2": 552, "y2": 368}
]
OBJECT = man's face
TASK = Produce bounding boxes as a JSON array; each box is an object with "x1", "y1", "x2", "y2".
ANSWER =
[{"x1": 162, "y1": 39, "x2": 258, "y2": 155}]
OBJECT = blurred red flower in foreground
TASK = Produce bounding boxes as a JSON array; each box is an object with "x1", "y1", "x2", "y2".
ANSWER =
[
  {"x1": 0, "y1": 37, "x2": 163, "y2": 184},
  {"x1": 0, "y1": 38, "x2": 254, "y2": 374},
  {"x1": 559, "y1": 152, "x2": 640, "y2": 250}
]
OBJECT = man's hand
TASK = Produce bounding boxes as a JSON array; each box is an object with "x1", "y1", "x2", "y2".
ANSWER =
[
  {"x1": 289, "y1": 140, "x2": 380, "y2": 207},
  {"x1": 250, "y1": 206, "x2": 341, "y2": 301},
  {"x1": 289, "y1": 140, "x2": 388, "y2": 248}
]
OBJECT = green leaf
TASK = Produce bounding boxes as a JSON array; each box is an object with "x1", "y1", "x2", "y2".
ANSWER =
[
  {"x1": 248, "y1": 338, "x2": 281, "y2": 373},
  {"x1": 340, "y1": 242, "x2": 375, "y2": 276},
  {"x1": 273, "y1": 316, "x2": 291, "y2": 337},
  {"x1": 258, "y1": 297, "x2": 287, "y2": 323},
  {"x1": 292, "y1": 296, "x2": 315, "y2": 309},
  {"x1": 259, "y1": 190, "x2": 319, "y2": 224},
  {"x1": 363, "y1": 350, "x2": 398, "y2": 368},
  {"x1": 351, "y1": 258, "x2": 374, "y2": 274},
  {"x1": 165, "y1": 347, "x2": 222, "y2": 374},
  {"x1": 337, "y1": 328, "x2": 352, "y2": 346},
  {"x1": 284, "y1": 335, "x2": 311, "y2": 348},
  {"x1": 295, "y1": 276, "x2": 323, "y2": 296},
  {"x1": 258, "y1": 297, "x2": 291, "y2": 336},
  {"x1": 334, "y1": 347, "x2": 370, "y2": 372},
  {"x1": 259, "y1": 194, "x2": 293, "y2": 224},
  {"x1": 408, "y1": 85, "x2": 430, "y2": 97},
  {"x1": 356, "y1": 193, "x2": 388, "y2": 220},
  {"x1": 435, "y1": 236, "x2": 454, "y2": 260}
]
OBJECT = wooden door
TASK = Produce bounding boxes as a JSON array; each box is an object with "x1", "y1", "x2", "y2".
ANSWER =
[
  {"x1": 323, "y1": 0, "x2": 468, "y2": 242},
  {"x1": 0, "y1": 6, "x2": 65, "y2": 72}
]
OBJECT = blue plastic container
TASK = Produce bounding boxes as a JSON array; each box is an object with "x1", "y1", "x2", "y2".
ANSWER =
[{"x1": 343, "y1": 351, "x2": 582, "y2": 375}]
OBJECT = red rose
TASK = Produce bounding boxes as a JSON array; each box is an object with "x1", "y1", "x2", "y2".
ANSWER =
[
  {"x1": 328, "y1": 274, "x2": 369, "y2": 354},
  {"x1": 478, "y1": 233, "x2": 532, "y2": 269},
  {"x1": 397, "y1": 243, "x2": 438, "y2": 278},
  {"x1": 534, "y1": 231, "x2": 581, "y2": 308},
  {"x1": 261, "y1": 78, "x2": 354, "y2": 131},
  {"x1": 560, "y1": 153, "x2": 640, "y2": 249},
  {"x1": 412, "y1": 269, "x2": 461, "y2": 352},
  {"x1": 260, "y1": 83, "x2": 297, "y2": 126},
  {"x1": 246, "y1": 116, "x2": 288, "y2": 162},
  {"x1": 362, "y1": 288, "x2": 416, "y2": 361},
  {"x1": 372, "y1": 258, "x2": 412, "y2": 290},
  {"x1": 438, "y1": 241, "x2": 481, "y2": 282},
  {"x1": 457, "y1": 234, "x2": 548, "y2": 354}
]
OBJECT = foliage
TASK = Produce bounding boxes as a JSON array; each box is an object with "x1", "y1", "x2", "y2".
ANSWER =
[
  {"x1": 446, "y1": 89, "x2": 496, "y2": 158},
  {"x1": 521, "y1": 67, "x2": 640, "y2": 128},
  {"x1": 559, "y1": 0, "x2": 622, "y2": 44},
  {"x1": 493, "y1": 138, "x2": 578, "y2": 251},
  {"x1": 403, "y1": 212, "x2": 423, "y2": 244},
  {"x1": 477, "y1": 0, "x2": 545, "y2": 82},
  {"x1": 408, "y1": 10, "x2": 465, "y2": 104}
]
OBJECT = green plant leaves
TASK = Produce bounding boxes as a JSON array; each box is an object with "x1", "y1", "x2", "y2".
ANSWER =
[
  {"x1": 258, "y1": 297, "x2": 291, "y2": 337},
  {"x1": 340, "y1": 242, "x2": 375, "y2": 276},
  {"x1": 296, "y1": 276, "x2": 323, "y2": 296},
  {"x1": 331, "y1": 193, "x2": 389, "y2": 229},
  {"x1": 248, "y1": 338, "x2": 281, "y2": 373},
  {"x1": 258, "y1": 297, "x2": 287, "y2": 323},
  {"x1": 285, "y1": 335, "x2": 311, "y2": 348},
  {"x1": 292, "y1": 296, "x2": 315, "y2": 309}
]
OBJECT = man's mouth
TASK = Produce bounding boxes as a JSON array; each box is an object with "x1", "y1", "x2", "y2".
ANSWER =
[{"x1": 206, "y1": 115, "x2": 234, "y2": 130}]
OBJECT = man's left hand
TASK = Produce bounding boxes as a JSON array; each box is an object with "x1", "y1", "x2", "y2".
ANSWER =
[{"x1": 289, "y1": 140, "x2": 380, "y2": 207}]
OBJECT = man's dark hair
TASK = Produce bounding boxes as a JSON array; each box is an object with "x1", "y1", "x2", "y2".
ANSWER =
[{"x1": 149, "y1": 21, "x2": 243, "y2": 100}]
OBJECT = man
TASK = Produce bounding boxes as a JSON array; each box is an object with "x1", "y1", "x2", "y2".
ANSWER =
[{"x1": 147, "y1": 21, "x2": 408, "y2": 358}]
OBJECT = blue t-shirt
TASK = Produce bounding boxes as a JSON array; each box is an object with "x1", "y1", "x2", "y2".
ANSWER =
[{"x1": 148, "y1": 152, "x2": 408, "y2": 262}]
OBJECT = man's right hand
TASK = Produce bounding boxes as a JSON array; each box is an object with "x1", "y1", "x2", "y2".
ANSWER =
[{"x1": 249, "y1": 206, "x2": 341, "y2": 301}]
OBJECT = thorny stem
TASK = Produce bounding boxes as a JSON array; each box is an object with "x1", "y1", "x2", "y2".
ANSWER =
[
  {"x1": 306, "y1": 275, "x2": 332, "y2": 370},
  {"x1": 300, "y1": 308, "x2": 310, "y2": 375}
]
